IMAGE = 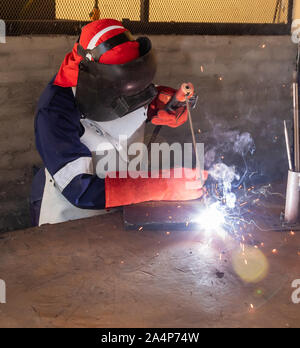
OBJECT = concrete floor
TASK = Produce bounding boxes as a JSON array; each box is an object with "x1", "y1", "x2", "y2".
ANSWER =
[{"x1": 0, "y1": 201, "x2": 299, "y2": 328}]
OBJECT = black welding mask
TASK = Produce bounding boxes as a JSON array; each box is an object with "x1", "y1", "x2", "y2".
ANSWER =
[{"x1": 75, "y1": 32, "x2": 158, "y2": 122}]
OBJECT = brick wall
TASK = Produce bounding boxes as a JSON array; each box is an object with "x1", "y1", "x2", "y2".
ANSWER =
[{"x1": 0, "y1": 36, "x2": 75, "y2": 232}]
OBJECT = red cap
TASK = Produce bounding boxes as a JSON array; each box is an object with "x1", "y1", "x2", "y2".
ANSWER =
[{"x1": 54, "y1": 19, "x2": 140, "y2": 87}]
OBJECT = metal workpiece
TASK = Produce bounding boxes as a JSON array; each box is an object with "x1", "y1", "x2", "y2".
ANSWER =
[{"x1": 185, "y1": 94, "x2": 204, "y2": 187}]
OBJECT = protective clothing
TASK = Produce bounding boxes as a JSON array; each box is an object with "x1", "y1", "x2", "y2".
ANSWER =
[
  {"x1": 148, "y1": 86, "x2": 189, "y2": 128},
  {"x1": 54, "y1": 19, "x2": 141, "y2": 87},
  {"x1": 33, "y1": 79, "x2": 148, "y2": 225},
  {"x1": 31, "y1": 19, "x2": 198, "y2": 226},
  {"x1": 38, "y1": 169, "x2": 111, "y2": 226},
  {"x1": 105, "y1": 168, "x2": 208, "y2": 208},
  {"x1": 33, "y1": 80, "x2": 105, "y2": 225},
  {"x1": 54, "y1": 19, "x2": 157, "y2": 122},
  {"x1": 76, "y1": 37, "x2": 157, "y2": 121}
]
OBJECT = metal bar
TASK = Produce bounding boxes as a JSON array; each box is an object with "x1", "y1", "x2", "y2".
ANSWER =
[
  {"x1": 140, "y1": 0, "x2": 150, "y2": 23},
  {"x1": 273, "y1": 0, "x2": 281, "y2": 24},
  {"x1": 6, "y1": 20, "x2": 292, "y2": 36},
  {"x1": 287, "y1": 0, "x2": 294, "y2": 27},
  {"x1": 284, "y1": 120, "x2": 293, "y2": 171},
  {"x1": 122, "y1": 21, "x2": 292, "y2": 36},
  {"x1": 147, "y1": 125, "x2": 162, "y2": 152},
  {"x1": 124, "y1": 200, "x2": 206, "y2": 230},
  {"x1": 278, "y1": 0, "x2": 283, "y2": 24},
  {"x1": 185, "y1": 96, "x2": 204, "y2": 186}
]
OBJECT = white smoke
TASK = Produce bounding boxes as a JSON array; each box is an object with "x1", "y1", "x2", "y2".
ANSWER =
[
  {"x1": 233, "y1": 132, "x2": 256, "y2": 156},
  {"x1": 209, "y1": 163, "x2": 240, "y2": 209},
  {"x1": 206, "y1": 131, "x2": 255, "y2": 209},
  {"x1": 204, "y1": 130, "x2": 255, "y2": 168}
]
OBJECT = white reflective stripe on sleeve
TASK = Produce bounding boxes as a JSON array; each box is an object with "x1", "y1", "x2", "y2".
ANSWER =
[
  {"x1": 87, "y1": 25, "x2": 125, "y2": 50},
  {"x1": 53, "y1": 157, "x2": 94, "y2": 191}
]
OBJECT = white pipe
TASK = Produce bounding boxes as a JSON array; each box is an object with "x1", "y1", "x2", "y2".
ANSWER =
[{"x1": 285, "y1": 170, "x2": 300, "y2": 224}]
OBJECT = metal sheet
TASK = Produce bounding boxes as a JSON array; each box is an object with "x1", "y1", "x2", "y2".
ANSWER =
[{"x1": 123, "y1": 200, "x2": 206, "y2": 230}]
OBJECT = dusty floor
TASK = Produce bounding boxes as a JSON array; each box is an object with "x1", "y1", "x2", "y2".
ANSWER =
[{"x1": 0, "y1": 200, "x2": 299, "y2": 328}]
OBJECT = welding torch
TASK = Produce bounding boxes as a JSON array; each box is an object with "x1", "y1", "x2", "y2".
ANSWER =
[
  {"x1": 171, "y1": 83, "x2": 205, "y2": 186},
  {"x1": 147, "y1": 83, "x2": 204, "y2": 187},
  {"x1": 165, "y1": 82, "x2": 197, "y2": 112},
  {"x1": 170, "y1": 83, "x2": 203, "y2": 184}
]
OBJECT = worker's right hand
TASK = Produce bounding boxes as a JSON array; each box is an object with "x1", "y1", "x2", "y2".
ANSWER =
[
  {"x1": 105, "y1": 168, "x2": 208, "y2": 208},
  {"x1": 151, "y1": 107, "x2": 188, "y2": 128}
]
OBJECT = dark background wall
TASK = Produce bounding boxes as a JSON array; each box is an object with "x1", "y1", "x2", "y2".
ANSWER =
[{"x1": 0, "y1": 35, "x2": 296, "y2": 232}]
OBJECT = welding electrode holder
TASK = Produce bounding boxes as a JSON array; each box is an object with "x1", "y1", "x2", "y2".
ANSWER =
[
  {"x1": 284, "y1": 170, "x2": 300, "y2": 224},
  {"x1": 165, "y1": 83, "x2": 198, "y2": 112},
  {"x1": 147, "y1": 83, "x2": 198, "y2": 150}
]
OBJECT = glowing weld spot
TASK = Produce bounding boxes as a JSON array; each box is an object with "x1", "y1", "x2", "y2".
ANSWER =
[{"x1": 194, "y1": 203, "x2": 226, "y2": 238}]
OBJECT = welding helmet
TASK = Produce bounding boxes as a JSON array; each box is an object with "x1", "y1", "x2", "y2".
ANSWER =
[{"x1": 75, "y1": 28, "x2": 157, "y2": 122}]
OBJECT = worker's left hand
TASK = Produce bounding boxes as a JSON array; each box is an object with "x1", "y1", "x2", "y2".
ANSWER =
[
  {"x1": 105, "y1": 168, "x2": 208, "y2": 208},
  {"x1": 148, "y1": 86, "x2": 188, "y2": 128}
]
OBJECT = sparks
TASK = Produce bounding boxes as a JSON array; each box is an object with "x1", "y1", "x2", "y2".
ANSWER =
[{"x1": 240, "y1": 202, "x2": 248, "y2": 207}]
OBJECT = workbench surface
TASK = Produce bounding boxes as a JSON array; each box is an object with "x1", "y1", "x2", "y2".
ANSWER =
[{"x1": 0, "y1": 208, "x2": 299, "y2": 328}]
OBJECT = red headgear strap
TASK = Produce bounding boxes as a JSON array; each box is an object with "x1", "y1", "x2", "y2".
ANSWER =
[{"x1": 54, "y1": 19, "x2": 140, "y2": 88}]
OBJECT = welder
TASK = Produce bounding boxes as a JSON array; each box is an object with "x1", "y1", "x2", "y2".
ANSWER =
[{"x1": 30, "y1": 19, "x2": 207, "y2": 226}]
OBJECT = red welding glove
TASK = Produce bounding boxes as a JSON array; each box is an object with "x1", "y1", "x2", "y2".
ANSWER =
[
  {"x1": 148, "y1": 86, "x2": 189, "y2": 128},
  {"x1": 105, "y1": 168, "x2": 208, "y2": 208}
]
